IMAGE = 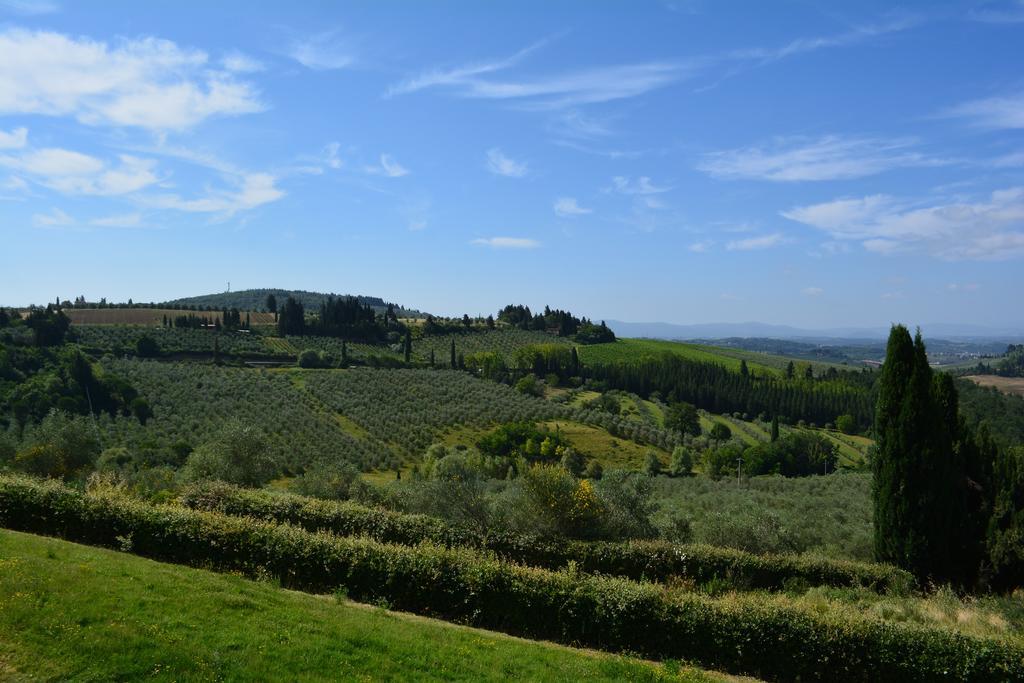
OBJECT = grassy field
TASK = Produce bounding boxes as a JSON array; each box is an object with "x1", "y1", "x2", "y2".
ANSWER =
[
  {"x1": 578, "y1": 339, "x2": 780, "y2": 375},
  {"x1": 965, "y1": 375, "x2": 1024, "y2": 397},
  {"x1": 0, "y1": 530, "x2": 722, "y2": 682},
  {"x1": 66, "y1": 308, "x2": 276, "y2": 326}
]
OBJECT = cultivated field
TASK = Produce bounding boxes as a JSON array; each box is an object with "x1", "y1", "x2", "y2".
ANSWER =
[
  {"x1": 965, "y1": 375, "x2": 1024, "y2": 397},
  {"x1": 65, "y1": 308, "x2": 276, "y2": 326}
]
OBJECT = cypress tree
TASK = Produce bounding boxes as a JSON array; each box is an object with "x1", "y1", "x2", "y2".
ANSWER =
[
  {"x1": 450, "y1": 339, "x2": 456, "y2": 369},
  {"x1": 429, "y1": 349, "x2": 435, "y2": 367},
  {"x1": 403, "y1": 329, "x2": 412, "y2": 364},
  {"x1": 770, "y1": 415, "x2": 779, "y2": 442},
  {"x1": 873, "y1": 325, "x2": 965, "y2": 584},
  {"x1": 341, "y1": 341, "x2": 348, "y2": 366}
]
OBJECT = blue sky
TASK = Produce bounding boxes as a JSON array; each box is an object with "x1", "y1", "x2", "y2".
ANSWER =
[{"x1": 2, "y1": 0, "x2": 1023, "y2": 328}]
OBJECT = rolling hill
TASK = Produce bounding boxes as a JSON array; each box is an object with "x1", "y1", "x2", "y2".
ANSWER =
[{"x1": 159, "y1": 288, "x2": 425, "y2": 318}]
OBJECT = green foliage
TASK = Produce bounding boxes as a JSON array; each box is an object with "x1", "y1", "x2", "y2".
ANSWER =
[
  {"x1": 13, "y1": 410, "x2": 100, "y2": 480},
  {"x1": 643, "y1": 451, "x2": 661, "y2": 477},
  {"x1": 134, "y1": 335, "x2": 160, "y2": 358},
  {"x1": 476, "y1": 422, "x2": 569, "y2": 461},
  {"x1": 836, "y1": 413, "x2": 857, "y2": 435},
  {"x1": 670, "y1": 446, "x2": 693, "y2": 476},
  {"x1": 702, "y1": 444, "x2": 742, "y2": 480},
  {"x1": 665, "y1": 401, "x2": 700, "y2": 436},
  {"x1": 181, "y1": 420, "x2": 276, "y2": 487},
  {"x1": 513, "y1": 373, "x2": 543, "y2": 397},
  {"x1": 742, "y1": 432, "x2": 837, "y2": 477},
  {"x1": 3, "y1": 475, "x2": 1008, "y2": 682},
  {"x1": 987, "y1": 446, "x2": 1024, "y2": 590},
  {"x1": 292, "y1": 460, "x2": 360, "y2": 500},
  {"x1": 297, "y1": 348, "x2": 331, "y2": 368},
  {"x1": 709, "y1": 422, "x2": 732, "y2": 441},
  {"x1": 873, "y1": 326, "x2": 983, "y2": 586}
]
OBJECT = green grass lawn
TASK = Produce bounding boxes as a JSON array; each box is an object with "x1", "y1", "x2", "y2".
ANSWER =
[{"x1": 0, "y1": 530, "x2": 723, "y2": 682}]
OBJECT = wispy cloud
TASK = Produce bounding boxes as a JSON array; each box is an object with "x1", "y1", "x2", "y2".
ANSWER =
[
  {"x1": 289, "y1": 31, "x2": 354, "y2": 70},
  {"x1": 365, "y1": 154, "x2": 409, "y2": 178},
  {"x1": 485, "y1": 148, "x2": 528, "y2": 177},
  {"x1": 90, "y1": 212, "x2": 144, "y2": 228},
  {"x1": 688, "y1": 239, "x2": 713, "y2": 253},
  {"x1": 699, "y1": 135, "x2": 943, "y2": 181},
  {"x1": 388, "y1": 18, "x2": 915, "y2": 111},
  {"x1": 940, "y1": 91, "x2": 1024, "y2": 129},
  {"x1": 0, "y1": 144, "x2": 160, "y2": 195},
  {"x1": 222, "y1": 51, "x2": 264, "y2": 73},
  {"x1": 553, "y1": 197, "x2": 591, "y2": 217},
  {"x1": 609, "y1": 176, "x2": 671, "y2": 195},
  {"x1": 0, "y1": 126, "x2": 27, "y2": 149},
  {"x1": 471, "y1": 236, "x2": 539, "y2": 249},
  {"x1": 32, "y1": 207, "x2": 73, "y2": 227},
  {"x1": 0, "y1": 0, "x2": 59, "y2": 15},
  {"x1": 726, "y1": 233, "x2": 784, "y2": 251},
  {"x1": 147, "y1": 172, "x2": 284, "y2": 217},
  {"x1": 802, "y1": 286, "x2": 824, "y2": 296},
  {"x1": 782, "y1": 188, "x2": 1024, "y2": 260},
  {"x1": 969, "y1": 0, "x2": 1024, "y2": 23},
  {"x1": 0, "y1": 28, "x2": 263, "y2": 131}
]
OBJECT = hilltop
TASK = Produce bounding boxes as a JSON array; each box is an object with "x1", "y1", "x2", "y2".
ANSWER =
[{"x1": 159, "y1": 288, "x2": 425, "y2": 318}]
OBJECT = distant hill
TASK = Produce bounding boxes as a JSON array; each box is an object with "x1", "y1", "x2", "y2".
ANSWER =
[
  {"x1": 160, "y1": 289, "x2": 425, "y2": 317},
  {"x1": 606, "y1": 320, "x2": 1024, "y2": 341}
]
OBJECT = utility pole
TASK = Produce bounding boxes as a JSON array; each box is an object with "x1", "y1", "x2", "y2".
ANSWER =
[{"x1": 736, "y1": 455, "x2": 743, "y2": 484}]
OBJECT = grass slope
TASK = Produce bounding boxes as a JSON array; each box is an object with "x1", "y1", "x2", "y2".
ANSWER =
[
  {"x1": 578, "y1": 339, "x2": 779, "y2": 375},
  {"x1": 0, "y1": 529, "x2": 720, "y2": 682}
]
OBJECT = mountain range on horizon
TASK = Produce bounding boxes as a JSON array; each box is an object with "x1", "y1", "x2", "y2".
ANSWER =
[{"x1": 605, "y1": 320, "x2": 1024, "y2": 342}]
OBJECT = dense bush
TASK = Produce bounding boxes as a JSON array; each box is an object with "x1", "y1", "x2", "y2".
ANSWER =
[
  {"x1": 0, "y1": 475, "x2": 1016, "y2": 682},
  {"x1": 179, "y1": 480, "x2": 914, "y2": 594}
]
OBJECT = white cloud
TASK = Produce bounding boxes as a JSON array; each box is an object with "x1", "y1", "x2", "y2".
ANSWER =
[
  {"x1": 0, "y1": 147, "x2": 160, "y2": 195},
  {"x1": 947, "y1": 282, "x2": 981, "y2": 292},
  {"x1": 471, "y1": 236, "x2": 539, "y2": 249},
  {"x1": 0, "y1": 0, "x2": 58, "y2": 15},
  {"x1": 289, "y1": 31, "x2": 354, "y2": 70},
  {"x1": 388, "y1": 35, "x2": 683, "y2": 110},
  {"x1": 387, "y1": 20, "x2": 913, "y2": 109},
  {"x1": 323, "y1": 142, "x2": 342, "y2": 170},
  {"x1": 0, "y1": 28, "x2": 263, "y2": 130},
  {"x1": 221, "y1": 51, "x2": 264, "y2": 73},
  {"x1": 90, "y1": 212, "x2": 144, "y2": 228},
  {"x1": 699, "y1": 135, "x2": 942, "y2": 181},
  {"x1": 32, "y1": 207, "x2": 73, "y2": 227},
  {"x1": 688, "y1": 239, "x2": 713, "y2": 253},
  {"x1": 148, "y1": 172, "x2": 283, "y2": 216},
  {"x1": 0, "y1": 126, "x2": 27, "y2": 149},
  {"x1": 609, "y1": 176, "x2": 670, "y2": 195},
  {"x1": 553, "y1": 197, "x2": 591, "y2": 217},
  {"x1": 941, "y1": 91, "x2": 1024, "y2": 129},
  {"x1": 969, "y1": 1, "x2": 1024, "y2": 23},
  {"x1": 802, "y1": 286, "x2": 824, "y2": 296},
  {"x1": 486, "y1": 148, "x2": 528, "y2": 177},
  {"x1": 365, "y1": 154, "x2": 409, "y2": 178},
  {"x1": 782, "y1": 187, "x2": 1024, "y2": 259},
  {"x1": 726, "y1": 233, "x2": 784, "y2": 250}
]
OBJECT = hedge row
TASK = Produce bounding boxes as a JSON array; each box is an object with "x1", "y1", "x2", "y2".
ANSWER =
[
  {"x1": 180, "y1": 481, "x2": 915, "y2": 594},
  {"x1": 1, "y1": 475, "x2": 1019, "y2": 682}
]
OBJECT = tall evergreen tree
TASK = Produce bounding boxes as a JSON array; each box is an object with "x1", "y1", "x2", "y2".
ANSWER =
[
  {"x1": 739, "y1": 359, "x2": 749, "y2": 379},
  {"x1": 770, "y1": 415, "x2": 780, "y2": 442},
  {"x1": 450, "y1": 339, "x2": 456, "y2": 369},
  {"x1": 403, "y1": 329, "x2": 412, "y2": 364},
  {"x1": 873, "y1": 325, "x2": 966, "y2": 584}
]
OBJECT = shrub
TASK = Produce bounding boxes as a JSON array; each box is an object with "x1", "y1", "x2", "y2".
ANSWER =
[
  {"x1": 0, "y1": 474, "x2": 1016, "y2": 683},
  {"x1": 181, "y1": 420, "x2": 276, "y2": 487},
  {"x1": 178, "y1": 479, "x2": 914, "y2": 595},
  {"x1": 292, "y1": 460, "x2": 360, "y2": 500}
]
